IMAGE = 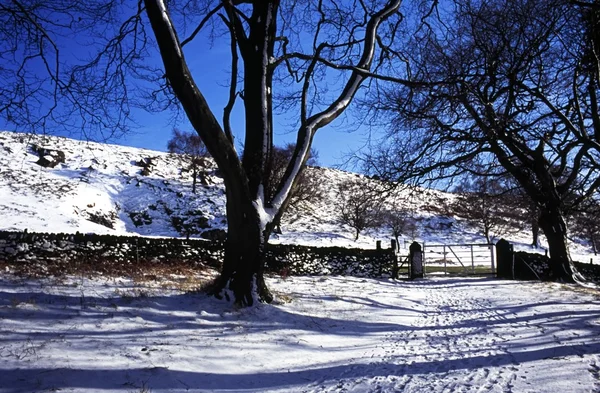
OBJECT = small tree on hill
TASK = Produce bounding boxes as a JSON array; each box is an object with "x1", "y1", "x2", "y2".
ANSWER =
[
  {"x1": 336, "y1": 179, "x2": 383, "y2": 241},
  {"x1": 167, "y1": 129, "x2": 209, "y2": 194},
  {"x1": 504, "y1": 187, "x2": 542, "y2": 248},
  {"x1": 266, "y1": 143, "x2": 323, "y2": 233},
  {"x1": 381, "y1": 209, "x2": 417, "y2": 248},
  {"x1": 571, "y1": 199, "x2": 600, "y2": 255},
  {"x1": 450, "y1": 175, "x2": 514, "y2": 244}
]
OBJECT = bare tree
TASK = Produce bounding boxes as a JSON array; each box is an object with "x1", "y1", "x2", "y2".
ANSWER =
[
  {"x1": 336, "y1": 178, "x2": 383, "y2": 241},
  {"x1": 381, "y1": 208, "x2": 416, "y2": 247},
  {"x1": 363, "y1": 0, "x2": 600, "y2": 282},
  {"x1": 266, "y1": 143, "x2": 322, "y2": 233},
  {"x1": 4, "y1": 0, "x2": 407, "y2": 305},
  {"x1": 571, "y1": 198, "x2": 600, "y2": 255},
  {"x1": 144, "y1": 0, "x2": 405, "y2": 305},
  {"x1": 167, "y1": 128, "x2": 209, "y2": 194},
  {"x1": 450, "y1": 174, "x2": 515, "y2": 244},
  {"x1": 502, "y1": 186, "x2": 542, "y2": 248}
]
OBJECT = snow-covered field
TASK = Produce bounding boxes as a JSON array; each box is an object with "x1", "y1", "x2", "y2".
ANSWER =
[{"x1": 1, "y1": 274, "x2": 600, "y2": 393}]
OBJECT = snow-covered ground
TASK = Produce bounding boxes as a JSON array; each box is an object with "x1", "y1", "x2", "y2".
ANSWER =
[{"x1": 1, "y1": 274, "x2": 599, "y2": 392}]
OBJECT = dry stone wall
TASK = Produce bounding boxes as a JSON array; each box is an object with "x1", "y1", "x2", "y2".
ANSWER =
[
  {"x1": 495, "y1": 239, "x2": 600, "y2": 281},
  {"x1": 0, "y1": 231, "x2": 396, "y2": 278}
]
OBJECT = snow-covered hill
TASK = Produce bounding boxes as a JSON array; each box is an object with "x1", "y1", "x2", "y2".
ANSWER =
[
  {"x1": 0, "y1": 130, "x2": 595, "y2": 261},
  {"x1": 0, "y1": 131, "x2": 227, "y2": 239}
]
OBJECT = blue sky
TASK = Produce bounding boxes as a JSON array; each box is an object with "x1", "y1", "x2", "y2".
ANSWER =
[{"x1": 1, "y1": 4, "x2": 385, "y2": 170}]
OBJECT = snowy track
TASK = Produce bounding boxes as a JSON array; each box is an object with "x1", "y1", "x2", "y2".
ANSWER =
[
  {"x1": 1, "y1": 276, "x2": 600, "y2": 392},
  {"x1": 304, "y1": 279, "x2": 600, "y2": 393}
]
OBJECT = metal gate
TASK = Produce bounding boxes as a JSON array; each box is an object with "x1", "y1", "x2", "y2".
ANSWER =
[{"x1": 421, "y1": 243, "x2": 496, "y2": 276}]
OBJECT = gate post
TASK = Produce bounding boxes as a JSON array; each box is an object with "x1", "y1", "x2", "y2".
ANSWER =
[
  {"x1": 409, "y1": 241, "x2": 424, "y2": 279},
  {"x1": 495, "y1": 239, "x2": 513, "y2": 279},
  {"x1": 391, "y1": 239, "x2": 399, "y2": 279},
  {"x1": 443, "y1": 244, "x2": 447, "y2": 275},
  {"x1": 490, "y1": 243, "x2": 496, "y2": 274}
]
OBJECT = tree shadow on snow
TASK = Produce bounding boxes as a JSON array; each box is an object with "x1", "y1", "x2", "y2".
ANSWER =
[
  {"x1": 2, "y1": 275, "x2": 600, "y2": 392},
  {"x1": 2, "y1": 340, "x2": 600, "y2": 393}
]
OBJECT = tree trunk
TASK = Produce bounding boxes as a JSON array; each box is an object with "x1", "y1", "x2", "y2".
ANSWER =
[
  {"x1": 538, "y1": 207, "x2": 580, "y2": 282},
  {"x1": 531, "y1": 216, "x2": 540, "y2": 248},
  {"x1": 192, "y1": 164, "x2": 197, "y2": 194},
  {"x1": 209, "y1": 190, "x2": 273, "y2": 306},
  {"x1": 209, "y1": 2, "x2": 278, "y2": 307}
]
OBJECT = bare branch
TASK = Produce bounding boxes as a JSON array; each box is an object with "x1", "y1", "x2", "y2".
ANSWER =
[
  {"x1": 180, "y1": 3, "x2": 223, "y2": 47},
  {"x1": 220, "y1": 12, "x2": 238, "y2": 146},
  {"x1": 269, "y1": 0, "x2": 403, "y2": 213}
]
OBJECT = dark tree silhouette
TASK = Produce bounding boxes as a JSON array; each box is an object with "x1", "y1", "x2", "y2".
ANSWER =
[
  {"x1": 450, "y1": 173, "x2": 514, "y2": 244},
  {"x1": 0, "y1": 1, "x2": 153, "y2": 140},
  {"x1": 381, "y1": 209, "x2": 416, "y2": 248},
  {"x1": 363, "y1": 0, "x2": 600, "y2": 282},
  {"x1": 167, "y1": 128, "x2": 209, "y2": 194}
]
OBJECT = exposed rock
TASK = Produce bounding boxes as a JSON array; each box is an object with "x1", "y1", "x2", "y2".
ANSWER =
[
  {"x1": 134, "y1": 156, "x2": 158, "y2": 176},
  {"x1": 171, "y1": 212, "x2": 210, "y2": 237},
  {"x1": 200, "y1": 228, "x2": 227, "y2": 242},
  {"x1": 87, "y1": 211, "x2": 117, "y2": 229},
  {"x1": 31, "y1": 145, "x2": 66, "y2": 168},
  {"x1": 129, "y1": 211, "x2": 153, "y2": 227}
]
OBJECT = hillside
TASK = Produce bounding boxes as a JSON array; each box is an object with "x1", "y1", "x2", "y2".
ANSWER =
[{"x1": 0, "y1": 130, "x2": 595, "y2": 261}]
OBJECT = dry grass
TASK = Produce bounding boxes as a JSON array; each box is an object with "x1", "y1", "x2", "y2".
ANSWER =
[{"x1": 0, "y1": 258, "x2": 219, "y2": 293}]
